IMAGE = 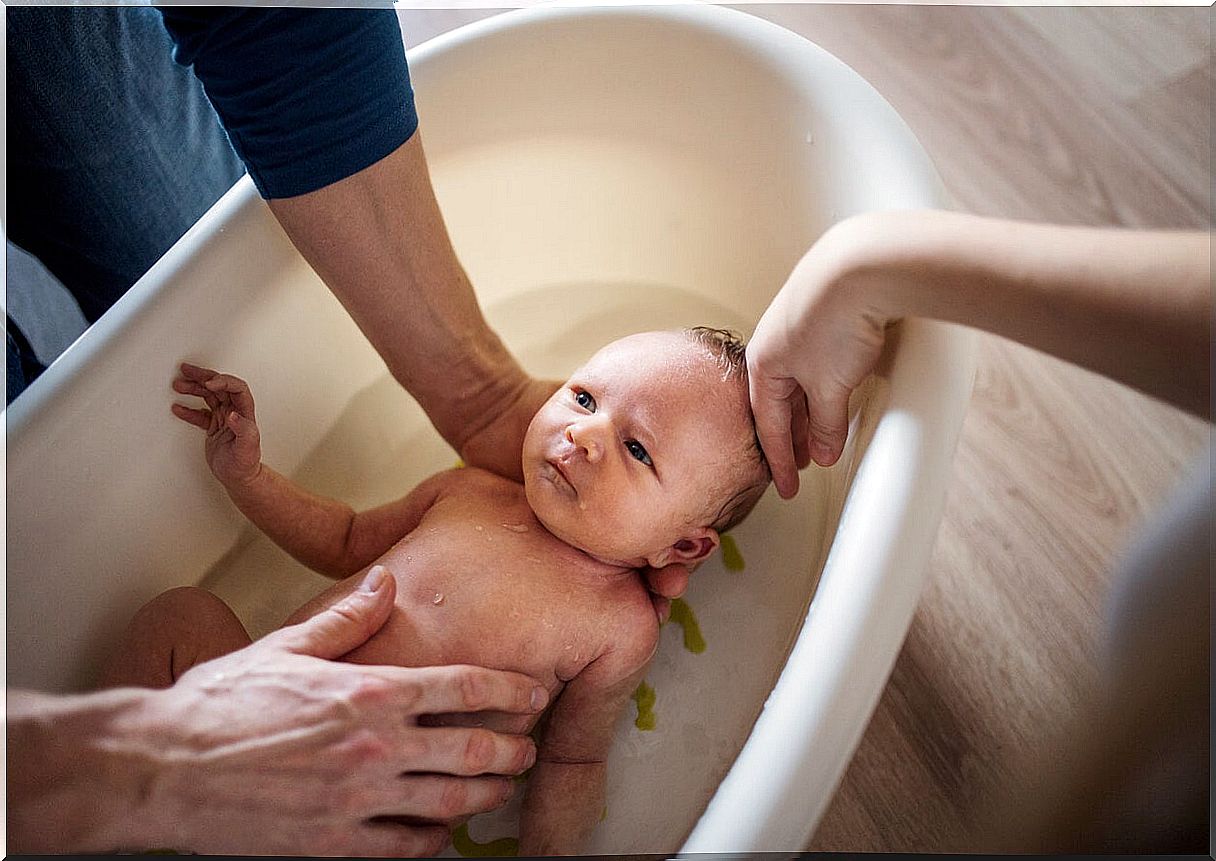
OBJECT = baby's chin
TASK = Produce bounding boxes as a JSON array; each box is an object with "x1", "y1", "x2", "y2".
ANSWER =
[{"x1": 523, "y1": 473, "x2": 652, "y2": 568}]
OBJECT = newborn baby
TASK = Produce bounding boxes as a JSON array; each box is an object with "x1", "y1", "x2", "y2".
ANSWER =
[{"x1": 103, "y1": 328, "x2": 770, "y2": 855}]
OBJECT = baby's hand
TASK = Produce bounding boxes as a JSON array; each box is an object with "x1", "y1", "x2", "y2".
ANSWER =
[{"x1": 172, "y1": 363, "x2": 262, "y2": 487}]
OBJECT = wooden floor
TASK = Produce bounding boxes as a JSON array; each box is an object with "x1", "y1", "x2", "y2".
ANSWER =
[{"x1": 399, "y1": 5, "x2": 1210, "y2": 852}]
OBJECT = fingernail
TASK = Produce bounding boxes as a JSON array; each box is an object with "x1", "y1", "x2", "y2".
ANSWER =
[
  {"x1": 530, "y1": 686, "x2": 548, "y2": 711},
  {"x1": 359, "y1": 565, "x2": 387, "y2": 594},
  {"x1": 524, "y1": 744, "x2": 537, "y2": 769},
  {"x1": 811, "y1": 440, "x2": 837, "y2": 466}
]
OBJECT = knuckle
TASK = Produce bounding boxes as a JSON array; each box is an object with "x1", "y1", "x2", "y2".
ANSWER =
[
  {"x1": 340, "y1": 729, "x2": 390, "y2": 767},
  {"x1": 438, "y1": 778, "x2": 469, "y2": 818},
  {"x1": 350, "y1": 673, "x2": 393, "y2": 708},
  {"x1": 462, "y1": 729, "x2": 496, "y2": 773},
  {"x1": 397, "y1": 679, "x2": 425, "y2": 711},
  {"x1": 458, "y1": 669, "x2": 489, "y2": 710}
]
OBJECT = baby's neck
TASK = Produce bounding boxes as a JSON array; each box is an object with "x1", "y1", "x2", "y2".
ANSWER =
[{"x1": 528, "y1": 512, "x2": 644, "y2": 583}]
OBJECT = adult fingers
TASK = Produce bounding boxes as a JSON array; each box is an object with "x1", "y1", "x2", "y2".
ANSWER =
[
  {"x1": 805, "y1": 383, "x2": 852, "y2": 467},
  {"x1": 382, "y1": 774, "x2": 514, "y2": 821},
  {"x1": 343, "y1": 822, "x2": 450, "y2": 858},
  {"x1": 402, "y1": 664, "x2": 548, "y2": 718},
  {"x1": 400, "y1": 726, "x2": 536, "y2": 777},
  {"x1": 790, "y1": 390, "x2": 812, "y2": 471},
  {"x1": 642, "y1": 562, "x2": 689, "y2": 601},
  {"x1": 749, "y1": 374, "x2": 801, "y2": 499},
  {"x1": 273, "y1": 566, "x2": 396, "y2": 659}
]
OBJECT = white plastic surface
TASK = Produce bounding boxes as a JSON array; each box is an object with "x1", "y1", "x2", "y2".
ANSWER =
[{"x1": 5, "y1": 4, "x2": 974, "y2": 853}]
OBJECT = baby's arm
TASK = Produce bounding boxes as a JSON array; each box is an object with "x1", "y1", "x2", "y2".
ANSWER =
[
  {"x1": 172, "y1": 363, "x2": 455, "y2": 578},
  {"x1": 519, "y1": 619, "x2": 659, "y2": 855}
]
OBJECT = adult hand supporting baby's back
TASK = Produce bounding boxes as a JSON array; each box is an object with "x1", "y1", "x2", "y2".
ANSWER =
[{"x1": 7, "y1": 567, "x2": 548, "y2": 857}]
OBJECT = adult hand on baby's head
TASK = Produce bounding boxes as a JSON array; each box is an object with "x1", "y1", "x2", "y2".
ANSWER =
[
  {"x1": 748, "y1": 215, "x2": 895, "y2": 498},
  {"x1": 133, "y1": 567, "x2": 546, "y2": 857}
]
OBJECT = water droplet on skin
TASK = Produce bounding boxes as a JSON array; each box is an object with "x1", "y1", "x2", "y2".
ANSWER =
[
  {"x1": 501, "y1": 522, "x2": 528, "y2": 533},
  {"x1": 475, "y1": 525, "x2": 484, "y2": 532},
  {"x1": 432, "y1": 592, "x2": 445, "y2": 605}
]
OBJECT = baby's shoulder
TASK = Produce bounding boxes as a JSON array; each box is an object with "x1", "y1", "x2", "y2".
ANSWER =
[{"x1": 597, "y1": 578, "x2": 661, "y2": 668}]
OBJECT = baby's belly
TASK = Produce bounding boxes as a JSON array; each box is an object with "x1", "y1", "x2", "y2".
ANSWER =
[
  {"x1": 338, "y1": 620, "x2": 556, "y2": 736},
  {"x1": 280, "y1": 501, "x2": 614, "y2": 735}
]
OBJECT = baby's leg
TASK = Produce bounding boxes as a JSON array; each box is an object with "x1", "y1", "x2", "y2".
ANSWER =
[{"x1": 99, "y1": 586, "x2": 252, "y2": 689}]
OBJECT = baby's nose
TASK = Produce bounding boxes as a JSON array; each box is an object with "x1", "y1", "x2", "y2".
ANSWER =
[{"x1": 565, "y1": 424, "x2": 604, "y2": 463}]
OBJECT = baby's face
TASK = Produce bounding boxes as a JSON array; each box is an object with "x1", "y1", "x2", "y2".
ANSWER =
[{"x1": 522, "y1": 331, "x2": 756, "y2": 568}]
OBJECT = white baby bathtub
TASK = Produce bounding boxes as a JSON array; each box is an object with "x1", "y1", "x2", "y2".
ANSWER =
[{"x1": 5, "y1": 4, "x2": 975, "y2": 853}]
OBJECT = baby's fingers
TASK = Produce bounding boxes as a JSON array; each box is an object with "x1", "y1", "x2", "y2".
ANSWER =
[
  {"x1": 179, "y1": 362, "x2": 220, "y2": 382},
  {"x1": 224, "y1": 408, "x2": 259, "y2": 442},
  {"x1": 171, "y1": 402, "x2": 211, "y2": 430},
  {"x1": 203, "y1": 374, "x2": 256, "y2": 419}
]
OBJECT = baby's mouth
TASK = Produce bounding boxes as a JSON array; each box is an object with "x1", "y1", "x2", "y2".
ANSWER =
[{"x1": 547, "y1": 458, "x2": 577, "y2": 495}]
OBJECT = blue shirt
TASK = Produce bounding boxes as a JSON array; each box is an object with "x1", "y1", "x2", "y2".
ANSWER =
[{"x1": 159, "y1": 7, "x2": 418, "y2": 199}]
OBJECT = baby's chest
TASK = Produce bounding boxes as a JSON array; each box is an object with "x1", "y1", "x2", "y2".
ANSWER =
[{"x1": 384, "y1": 509, "x2": 613, "y2": 681}]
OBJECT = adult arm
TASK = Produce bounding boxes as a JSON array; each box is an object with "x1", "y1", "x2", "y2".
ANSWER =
[
  {"x1": 7, "y1": 569, "x2": 547, "y2": 856},
  {"x1": 265, "y1": 134, "x2": 556, "y2": 480},
  {"x1": 748, "y1": 210, "x2": 1212, "y2": 497},
  {"x1": 157, "y1": 8, "x2": 551, "y2": 480}
]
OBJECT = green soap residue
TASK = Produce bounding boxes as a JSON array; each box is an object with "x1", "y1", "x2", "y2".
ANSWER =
[
  {"x1": 631, "y1": 680, "x2": 657, "y2": 731},
  {"x1": 721, "y1": 533, "x2": 745, "y2": 572},
  {"x1": 452, "y1": 823, "x2": 518, "y2": 857},
  {"x1": 600, "y1": 804, "x2": 608, "y2": 823},
  {"x1": 454, "y1": 458, "x2": 466, "y2": 469},
  {"x1": 666, "y1": 597, "x2": 706, "y2": 654}
]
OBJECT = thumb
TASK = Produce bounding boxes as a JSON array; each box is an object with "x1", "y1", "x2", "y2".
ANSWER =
[{"x1": 276, "y1": 566, "x2": 396, "y2": 659}]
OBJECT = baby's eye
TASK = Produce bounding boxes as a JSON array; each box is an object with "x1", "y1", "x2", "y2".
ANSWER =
[
  {"x1": 625, "y1": 439, "x2": 653, "y2": 467},
  {"x1": 575, "y1": 390, "x2": 596, "y2": 412}
]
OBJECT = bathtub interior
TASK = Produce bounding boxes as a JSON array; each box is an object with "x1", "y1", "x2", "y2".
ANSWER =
[{"x1": 5, "y1": 5, "x2": 954, "y2": 855}]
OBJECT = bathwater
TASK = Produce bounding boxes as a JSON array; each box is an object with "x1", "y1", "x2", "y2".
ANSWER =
[{"x1": 200, "y1": 281, "x2": 833, "y2": 853}]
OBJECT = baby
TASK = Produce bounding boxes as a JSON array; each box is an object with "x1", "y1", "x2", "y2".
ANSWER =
[{"x1": 103, "y1": 328, "x2": 770, "y2": 855}]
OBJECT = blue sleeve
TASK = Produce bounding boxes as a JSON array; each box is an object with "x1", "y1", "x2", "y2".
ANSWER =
[{"x1": 158, "y1": 7, "x2": 418, "y2": 199}]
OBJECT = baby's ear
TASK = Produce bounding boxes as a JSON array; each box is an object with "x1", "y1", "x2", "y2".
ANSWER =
[{"x1": 647, "y1": 528, "x2": 720, "y2": 570}]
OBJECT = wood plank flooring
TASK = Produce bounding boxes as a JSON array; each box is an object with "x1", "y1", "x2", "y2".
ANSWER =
[{"x1": 397, "y1": 5, "x2": 1209, "y2": 852}]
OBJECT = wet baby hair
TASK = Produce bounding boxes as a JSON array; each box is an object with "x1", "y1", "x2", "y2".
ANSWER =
[{"x1": 683, "y1": 326, "x2": 772, "y2": 533}]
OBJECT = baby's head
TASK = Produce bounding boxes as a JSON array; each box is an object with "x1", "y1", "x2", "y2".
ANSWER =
[{"x1": 522, "y1": 328, "x2": 770, "y2": 569}]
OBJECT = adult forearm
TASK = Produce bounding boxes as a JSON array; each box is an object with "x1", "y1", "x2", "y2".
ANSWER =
[
  {"x1": 267, "y1": 134, "x2": 532, "y2": 454},
  {"x1": 7, "y1": 689, "x2": 166, "y2": 853},
  {"x1": 840, "y1": 211, "x2": 1211, "y2": 418}
]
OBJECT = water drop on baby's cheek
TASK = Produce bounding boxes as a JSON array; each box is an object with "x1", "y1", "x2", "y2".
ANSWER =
[
  {"x1": 432, "y1": 592, "x2": 445, "y2": 605},
  {"x1": 501, "y1": 522, "x2": 528, "y2": 533}
]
